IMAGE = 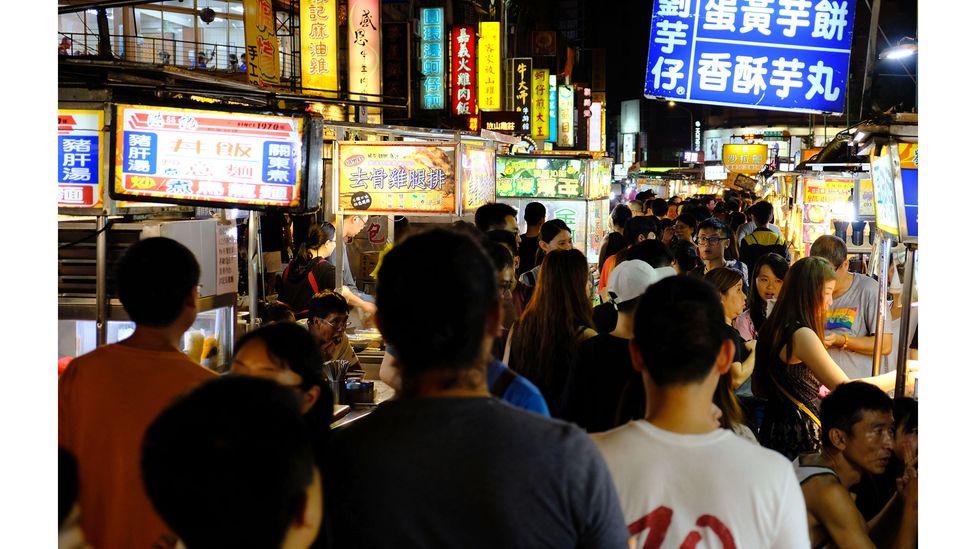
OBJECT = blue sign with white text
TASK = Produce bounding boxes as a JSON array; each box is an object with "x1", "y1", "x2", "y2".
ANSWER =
[
  {"x1": 262, "y1": 142, "x2": 297, "y2": 184},
  {"x1": 900, "y1": 168, "x2": 917, "y2": 239},
  {"x1": 122, "y1": 131, "x2": 158, "y2": 174},
  {"x1": 644, "y1": 0, "x2": 856, "y2": 114},
  {"x1": 58, "y1": 135, "x2": 99, "y2": 184}
]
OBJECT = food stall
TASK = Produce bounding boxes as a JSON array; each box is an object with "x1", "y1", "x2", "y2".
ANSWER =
[
  {"x1": 58, "y1": 97, "x2": 324, "y2": 371},
  {"x1": 495, "y1": 154, "x2": 611, "y2": 264}
]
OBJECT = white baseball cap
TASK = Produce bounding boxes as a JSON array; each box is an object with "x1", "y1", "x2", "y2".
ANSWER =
[{"x1": 608, "y1": 260, "x2": 677, "y2": 306}]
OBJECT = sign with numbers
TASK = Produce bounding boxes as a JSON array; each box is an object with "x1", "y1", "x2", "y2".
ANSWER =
[
  {"x1": 644, "y1": 0, "x2": 857, "y2": 114},
  {"x1": 337, "y1": 143, "x2": 457, "y2": 214}
]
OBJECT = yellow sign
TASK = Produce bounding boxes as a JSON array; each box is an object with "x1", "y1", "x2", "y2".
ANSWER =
[
  {"x1": 347, "y1": 0, "x2": 381, "y2": 108},
  {"x1": 460, "y1": 144, "x2": 496, "y2": 212},
  {"x1": 300, "y1": 0, "x2": 338, "y2": 94},
  {"x1": 803, "y1": 178, "x2": 854, "y2": 205},
  {"x1": 477, "y1": 22, "x2": 501, "y2": 110},
  {"x1": 243, "y1": 0, "x2": 280, "y2": 86},
  {"x1": 722, "y1": 144, "x2": 768, "y2": 174},
  {"x1": 338, "y1": 143, "x2": 456, "y2": 214},
  {"x1": 531, "y1": 69, "x2": 550, "y2": 141},
  {"x1": 898, "y1": 143, "x2": 918, "y2": 169}
]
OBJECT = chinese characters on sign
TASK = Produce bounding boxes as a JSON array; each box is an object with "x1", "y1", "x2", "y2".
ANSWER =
[
  {"x1": 114, "y1": 105, "x2": 303, "y2": 208},
  {"x1": 460, "y1": 145, "x2": 496, "y2": 212},
  {"x1": 58, "y1": 110, "x2": 104, "y2": 209},
  {"x1": 451, "y1": 26, "x2": 476, "y2": 116},
  {"x1": 348, "y1": 0, "x2": 381, "y2": 107},
  {"x1": 478, "y1": 22, "x2": 501, "y2": 110},
  {"x1": 548, "y1": 74, "x2": 558, "y2": 142},
  {"x1": 300, "y1": 0, "x2": 338, "y2": 94},
  {"x1": 509, "y1": 58, "x2": 533, "y2": 134},
  {"x1": 481, "y1": 111, "x2": 522, "y2": 134},
  {"x1": 496, "y1": 156, "x2": 585, "y2": 199},
  {"x1": 338, "y1": 144, "x2": 457, "y2": 214},
  {"x1": 644, "y1": 0, "x2": 857, "y2": 114},
  {"x1": 382, "y1": 22, "x2": 410, "y2": 119},
  {"x1": 244, "y1": 0, "x2": 280, "y2": 86},
  {"x1": 420, "y1": 8, "x2": 444, "y2": 110},
  {"x1": 215, "y1": 222, "x2": 239, "y2": 295},
  {"x1": 531, "y1": 69, "x2": 550, "y2": 140},
  {"x1": 722, "y1": 143, "x2": 769, "y2": 174},
  {"x1": 557, "y1": 85, "x2": 575, "y2": 147}
]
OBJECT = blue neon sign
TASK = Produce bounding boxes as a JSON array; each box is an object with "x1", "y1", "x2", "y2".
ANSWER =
[
  {"x1": 420, "y1": 8, "x2": 444, "y2": 110},
  {"x1": 644, "y1": 0, "x2": 856, "y2": 114}
]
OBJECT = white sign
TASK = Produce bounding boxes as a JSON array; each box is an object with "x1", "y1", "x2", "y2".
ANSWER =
[
  {"x1": 216, "y1": 221, "x2": 239, "y2": 295},
  {"x1": 704, "y1": 165, "x2": 728, "y2": 181}
]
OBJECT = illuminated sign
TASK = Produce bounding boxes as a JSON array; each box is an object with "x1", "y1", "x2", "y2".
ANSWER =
[
  {"x1": 477, "y1": 22, "x2": 501, "y2": 110},
  {"x1": 723, "y1": 144, "x2": 768, "y2": 174},
  {"x1": 803, "y1": 177, "x2": 853, "y2": 205},
  {"x1": 337, "y1": 143, "x2": 456, "y2": 214},
  {"x1": 548, "y1": 74, "x2": 557, "y2": 142},
  {"x1": 644, "y1": 0, "x2": 857, "y2": 114},
  {"x1": 300, "y1": 0, "x2": 338, "y2": 94},
  {"x1": 496, "y1": 156, "x2": 584, "y2": 199},
  {"x1": 451, "y1": 26, "x2": 476, "y2": 116},
  {"x1": 510, "y1": 58, "x2": 532, "y2": 133},
  {"x1": 870, "y1": 146, "x2": 899, "y2": 237},
  {"x1": 420, "y1": 8, "x2": 444, "y2": 110},
  {"x1": 588, "y1": 102, "x2": 602, "y2": 152},
  {"x1": 460, "y1": 144, "x2": 496, "y2": 212},
  {"x1": 587, "y1": 158, "x2": 612, "y2": 199},
  {"x1": 482, "y1": 111, "x2": 521, "y2": 134},
  {"x1": 531, "y1": 69, "x2": 550, "y2": 141},
  {"x1": 896, "y1": 143, "x2": 918, "y2": 242},
  {"x1": 557, "y1": 85, "x2": 574, "y2": 147},
  {"x1": 58, "y1": 109, "x2": 105, "y2": 209},
  {"x1": 243, "y1": 0, "x2": 280, "y2": 86},
  {"x1": 113, "y1": 104, "x2": 304, "y2": 209},
  {"x1": 348, "y1": 0, "x2": 381, "y2": 106}
]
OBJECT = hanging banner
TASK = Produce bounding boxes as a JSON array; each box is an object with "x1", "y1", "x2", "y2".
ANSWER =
[
  {"x1": 58, "y1": 110, "x2": 106, "y2": 209},
  {"x1": 244, "y1": 0, "x2": 280, "y2": 86},
  {"x1": 644, "y1": 0, "x2": 856, "y2": 114},
  {"x1": 451, "y1": 26, "x2": 476, "y2": 116},
  {"x1": 496, "y1": 156, "x2": 585, "y2": 199},
  {"x1": 478, "y1": 22, "x2": 501, "y2": 111},
  {"x1": 723, "y1": 144, "x2": 768, "y2": 174},
  {"x1": 348, "y1": 0, "x2": 381, "y2": 104},
  {"x1": 531, "y1": 69, "x2": 550, "y2": 141},
  {"x1": 382, "y1": 22, "x2": 411, "y2": 119},
  {"x1": 509, "y1": 58, "x2": 532, "y2": 134},
  {"x1": 337, "y1": 143, "x2": 457, "y2": 214},
  {"x1": 557, "y1": 85, "x2": 574, "y2": 147},
  {"x1": 588, "y1": 102, "x2": 603, "y2": 152},
  {"x1": 419, "y1": 7, "x2": 445, "y2": 110},
  {"x1": 548, "y1": 74, "x2": 558, "y2": 142},
  {"x1": 460, "y1": 144, "x2": 496, "y2": 212},
  {"x1": 300, "y1": 0, "x2": 338, "y2": 94}
]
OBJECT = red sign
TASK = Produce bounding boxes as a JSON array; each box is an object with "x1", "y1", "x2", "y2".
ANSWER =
[{"x1": 451, "y1": 26, "x2": 476, "y2": 117}]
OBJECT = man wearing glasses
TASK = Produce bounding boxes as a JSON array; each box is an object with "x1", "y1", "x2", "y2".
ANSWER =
[
  {"x1": 307, "y1": 289, "x2": 360, "y2": 368},
  {"x1": 689, "y1": 217, "x2": 750, "y2": 295},
  {"x1": 337, "y1": 215, "x2": 378, "y2": 318}
]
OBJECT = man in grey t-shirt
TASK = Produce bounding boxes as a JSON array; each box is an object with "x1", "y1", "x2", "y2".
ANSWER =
[{"x1": 811, "y1": 236, "x2": 892, "y2": 379}]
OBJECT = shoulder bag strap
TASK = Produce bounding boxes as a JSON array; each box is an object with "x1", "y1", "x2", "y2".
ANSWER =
[
  {"x1": 771, "y1": 375, "x2": 821, "y2": 427},
  {"x1": 502, "y1": 328, "x2": 514, "y2": 365}
]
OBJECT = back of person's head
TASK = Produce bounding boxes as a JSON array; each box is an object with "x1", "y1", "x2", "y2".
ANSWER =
[
  {"x1": 751, "y1": 201, "x2": 774, "y2": 225},
  {"x1": 650, "y1": 198, "x2": 669, "y2": 217},
  {"x1": 539, "y1": 218, "x2": 571, "y2": 243},
  {"x1": 484, "y1": 239, "x2": 515, "y2": 272},
  {"x1": 116, "y1": 237, "x2": 200, "y2": 327},
  {"x1": 628, "y1": 200, "x2": 646, "y2": 214},
  {"x1": 611, "y1": 203, "x2": 633, "y2": 229},
  {"x1": 632, "y1": 276, "x2": 729, "y2": 386},
  {"x1": 262, "y1": 300, "x2": 297, "y2": 325},
  {"x1": 691, "y1": 206, "x2": 712, "y2": 223},
  {"x1": 307, "y1": 288, "x2": 350, "y2": 321},
  {"x1": 820, "y1": 381, "x2": 892, "y2": 450},
  {"x1": 704, "y1": 266, "x2": 743, "y2": 294},
  {"x1": 810, "y1": 235, "x2": 848, "y2": 269},
  {"x1": 625, "y1": 239, "x2": 673, "y2": 268},
  {"x1": 623, "y1": 216, "x2": 659, "y2": 245},
  {"x1": 296, "y1": 222, "x2": 336, "y2": 265},
  {"x1": 726, "y1": 198, "x2": 742, "y2": 213},
  {"x1": 893, "y1": 397, "x2": 918, "y2": 436},
  {"x1": 609, "y1": 260, "x2": 674, "y2": 314},
  {"x1": 674, "y1": 213, "x2": 698, "y2": 232},
  {"x1": 474, "y1": 202, "x2": 518, "y2": 232},
  {"x1": 142, "y1": 376, "x2": 319, "y2": 549},
  {"x1": 729, "y1": 211, "x2": 747, "y2": 233},
  {"x1": 635, "y1": 190, "x2": 654, "y2": 202},
  {"x1": 696, "y1": 216, "x2": 731, "y2": 239},
  {"x1": 670, "y1": 239, "x2": 702, "y2": 272},
  {"x1": 485, "y1": 228, "x2": 518, "y2": 257},
  {"x1": 524, "y1": 201, "x2": 546, "y2": 226},
  {"x1": 599, "y1": 231, "x2": 628, "y2": 270},
  {"x1": 377, "y1": 228, "x2": 498, "y2": 376}
]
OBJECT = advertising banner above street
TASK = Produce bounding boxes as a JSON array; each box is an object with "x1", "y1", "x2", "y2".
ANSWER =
[
  {"x1": 644, "y1": 0, "x2": 857, "y2": 114},
  {"x1": 337, "y1": 143, "x2": 457, "y2": 214}
]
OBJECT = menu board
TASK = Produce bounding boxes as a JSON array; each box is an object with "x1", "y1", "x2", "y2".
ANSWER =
[
  {"x1": 337, "y1": 143, "x2": 457, "y2": 214},
  {"x1": 587, "y1": 158, "x2": 612, "y2": 199},
  {"x1": 59, "y1": 110, "x2": 106, "y2": 209},
  {"x1": 856, "y1": 177, "x2": 875, "y2": 218},
  {"x1": 459, "y1": 144, "x2": 496, "y2": 213},
  {"x1": 870, "y1": 145, "x2": 899, "y2": 237},
  {"x1": 802, "y1": 177, "x2": 853, "y2": 248},
  {"x1": 113, "y1": 105, "x2": 304, "y2": 209},
  {"x1": 496, "y1": 156, "x2": 585, "y2": 199}
]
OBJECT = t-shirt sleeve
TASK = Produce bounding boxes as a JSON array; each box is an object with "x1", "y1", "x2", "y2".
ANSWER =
[
  {"x1": 770, "y1": 463, "x2": 811, "y2": 549},
  {"x1": 504, "y1": 379, "x2": 551, "y2": 417},
  {"x1": 569, "y1": 431, "x2": 629, "y2": 548}
]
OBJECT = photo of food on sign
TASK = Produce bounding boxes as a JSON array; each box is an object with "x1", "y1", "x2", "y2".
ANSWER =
[
  {"x1": 338, "y1": 143, "x2": 457, "y2": 214},
  {"x1": 495, "y1": 157, "x2": 585, "y2": 199}
]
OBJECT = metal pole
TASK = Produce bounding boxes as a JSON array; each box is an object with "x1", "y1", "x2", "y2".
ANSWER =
[
  {"x1": 335, "y1": 212, "x2": 345, "y2": 291},
  {"x1": 95, "y1": 215, "x2": 108, "y2": 347},
  {"x1": 895, "y1": 244, "x2": 916, "y2": 396},
  {"x1": 871, "y1": 235, "x2": 891, "y2": 376},
  {"x1": 859, "y1": 0, "x2": 882, "y2": 120},
  {"x1": 247, "y1": 210, "x2": 260, "y2": 329}
]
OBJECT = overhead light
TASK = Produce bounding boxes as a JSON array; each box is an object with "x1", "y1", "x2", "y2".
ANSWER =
[
  {"x1": 667, "y1": 100, "x2": 676, "y2": 107},
  {"x1": 879, "y1": 37, "x2": 917, "y2": 60}
]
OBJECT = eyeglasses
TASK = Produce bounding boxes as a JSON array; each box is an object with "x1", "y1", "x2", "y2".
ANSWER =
[
  {"x1": 695, "y1": 236, "x2": 729, "y2": 247},
  {"x1": 319, "y1": 316, "x2": 352, "y2": 329}
]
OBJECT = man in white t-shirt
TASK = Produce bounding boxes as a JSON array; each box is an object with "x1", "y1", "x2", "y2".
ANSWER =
[
  {"x1": 810, "y1": 235, "x2": 892, "y2": 379},
  {"x1": 592, "y1": 276, "x2": 809, "y2": 549}
]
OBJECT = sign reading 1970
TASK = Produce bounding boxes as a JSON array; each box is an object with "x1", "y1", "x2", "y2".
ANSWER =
[{"x1": 644, "y1": 0, "x2": 856, "y2": 114}]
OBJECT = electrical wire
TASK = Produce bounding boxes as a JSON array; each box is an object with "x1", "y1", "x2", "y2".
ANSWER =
[{"x1": 58, "y1": 220, "x2": 115, "y2": 249}]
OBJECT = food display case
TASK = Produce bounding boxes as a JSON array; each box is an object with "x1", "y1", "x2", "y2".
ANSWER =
[{"x1": 496, "y1": 154, "x2": 611, "y2": 264}]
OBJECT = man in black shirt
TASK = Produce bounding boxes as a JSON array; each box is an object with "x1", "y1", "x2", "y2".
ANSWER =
[{"x1": 517, "y1": 201, "x2": 546, "y2": 276}]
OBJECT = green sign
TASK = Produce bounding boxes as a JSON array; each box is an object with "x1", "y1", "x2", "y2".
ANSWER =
[{"x1": 496, "y1": 156, "x2": 585, "y2": 198}]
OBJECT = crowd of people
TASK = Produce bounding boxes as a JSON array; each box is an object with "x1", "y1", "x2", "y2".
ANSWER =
[{"x1": 58, "y1": 191, "x2": 918, "y2": 549}]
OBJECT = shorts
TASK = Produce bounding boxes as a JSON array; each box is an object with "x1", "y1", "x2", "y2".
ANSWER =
[{"x1": 263, "y1": 251, "x2": 282, "y2": 274}]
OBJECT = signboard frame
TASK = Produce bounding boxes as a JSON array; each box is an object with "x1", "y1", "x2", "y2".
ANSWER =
[
  {"x1": 58, "y1": 108, "x2": 108, "y2": 212},
  {"x1": 870, "y1": 143, "x2": 900, "y2": 238}
]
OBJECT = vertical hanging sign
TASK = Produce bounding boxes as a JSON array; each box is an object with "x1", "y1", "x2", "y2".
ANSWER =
[
  {"x1": 451, "y1": 26, "x2": 476, "y2": 116},
  {"x1": 420, "y1": 8, "x2": 444, "y2": 110},
  {"x1": 244, "y1": 0, "x2": 280, "y2": 86},
  {"x1": 531, "y1": 68, "x2": 550, "y2": 141},
  {"x1": 348, "y1": 0, "x2": 381, "y2": 105},
  {"x1": 557, "y1": 85, "x2": 574, "y2": 147},
  {"x1": 477, "y1": 22, "x2": 501, "y2": 111},
  {"x1": 58, "y1": 110, "x2": 105, "y2": 209},
  {"x1": 548, "y1": 74, "x2": 557, "y2": 142},
  {"x1": 588, "y1": 102, "x2": 602, "y2": 152},
  {"x1": 511, "y1": 58, "x2": 532, "y2": 134},
  {"x1": 300, "y1": 0, "x2": 338, "y2": 94}
]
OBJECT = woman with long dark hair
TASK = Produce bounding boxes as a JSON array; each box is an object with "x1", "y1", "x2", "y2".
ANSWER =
[
  {"x1": 754, "y1": 257, "x2": 907, "y2": 460},
  {"x1": 506, "y1": 249, "x2": 596, "y2": 416},
  {"x1": 278, "y1": 222, "x2": 337, "y2": 318},
  {"x1": 669, "y1": 239, "x2": 703, "y2": 274},
  {"x1": 736, "y1": 253, "x2": 790, "y2": 341}
]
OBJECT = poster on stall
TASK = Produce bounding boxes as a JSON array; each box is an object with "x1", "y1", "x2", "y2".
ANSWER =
[
  {"x1": 215, "y1": 221, "x2": 239, "y2": 296},
  {"x1": 113, "y1": 105, "x2": 304, "y2": 209},
  {"x1": 856, "y1": 177, "x2": 875, "y2": 218},
  {"x1": 587, "y1": 158, "x2": 612, "y2": 199},
  {"x1": 723, "y1": 144, "x2": 768, "y2": 174},
  {"x1": 586, "y1": 198, "x2": 609, "y2": 264},
  {"x1": 337, "y1": 143, "x2": 457, "y2": 214},
  {"x1": 460, "y1": 144, "x2": 496, "y2": 213},
  {"x1": 870, "y1": 146, "x2": 899, "y2": 237},
  {"x1": 802, "y1": 177, "x2": 853, "y2": 250},
  {"x1": 496, "y1": 156, "x2": 585, "y2": 199},
  {"x1": 58, "y1": 109, "x2": 105, "y2": 209},
  {"x1": 243, "y1": 0, "x2": 280, "y2": 86}
]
